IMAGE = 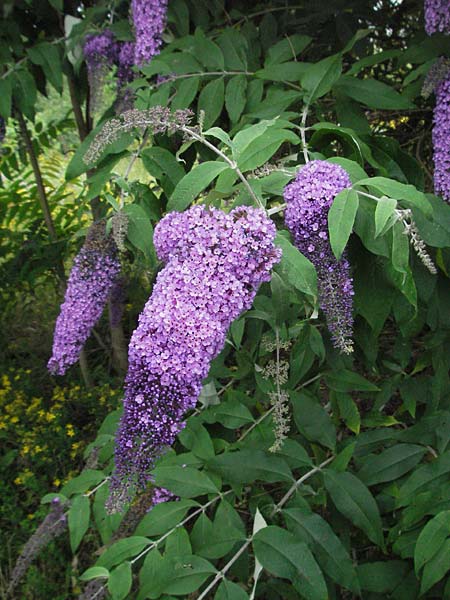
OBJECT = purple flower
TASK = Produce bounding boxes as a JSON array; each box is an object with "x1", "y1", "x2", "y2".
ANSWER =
[
  {"x1": 433, "y1": 70, "x2": 450, "y2": 203},
  {"x1": 83, "y1": 30, "x2": 119, "y2": 112},
  {"x1": 131, "y1": 0, "x2": 168, "y2": 66},
  {"x1": 284, "y1": 160, "x2": 354, "y2": 354},
  {"x1": 107, "y1": 206, "x2": 281, "y2": 511},
  {"x1": 425, "y1": 0, "x2": 450, "y2": 35},
  {"x1": 48, "y1": 222, "x2": 121, "y2": 376}
]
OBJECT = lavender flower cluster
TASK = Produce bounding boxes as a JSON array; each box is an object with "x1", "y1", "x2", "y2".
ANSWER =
[
  {"x1": 432, "y1": 72, "x2": 450, "y2": 203},
  {"x1": 48, "y1": 222, "x2": 121, "y2": 376},
  {"x1": 425, "y1": 0, "x2": 450, "y2": 35},
  {"x1": 284, "y1": 160, "x2": 354, "y2": 354},
  {"x1": 132, "y1": 0, "x2": 168, "y2": 66},
  {"x1": 107, "y1": 206, "x2": 281, "y2": 511}
]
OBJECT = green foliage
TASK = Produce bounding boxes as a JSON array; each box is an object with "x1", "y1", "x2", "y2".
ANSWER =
[{"x1": 1, "y1": 0, "x2": 450, "y2": 599}]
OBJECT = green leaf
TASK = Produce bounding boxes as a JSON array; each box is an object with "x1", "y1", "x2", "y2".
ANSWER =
[
  {"x1": 165, "y1": 527, "x2": 192, "y2": 557},
  {"x1": 375, "y1": 196, "x2": 398, "y2": 238},
  {"x1": 356, "y1": 177, "x2": 432, "y2": 217},
  {"x1": 265, "y1": 34, "x2": 312, "y2": 65},
  {"x1": 162, "y1": 555, "x2": 217, "y2": 595},
  {"x1": 152, "y1": 465, "x2": 219, "y2": 497},
  {"x1": 178, "y1": 419, "x2": 215, "y2": 460},
  {"x1": 167, "y1": 161, "x2": 229, "y2": 212},
  {"x1": 202, "y1": 393, "x2": 254, "y2": 428},
  {"x1": 225, "y1": 76, "x2": 247, "y2": 123},
  {"x1": 275, "y1": 232, "x2": 317, "y2": 300},
  {"x1": 284, "y1": 509, "x2": 360, "y2": 594},
  {"x1": 13, "y1": 70, "x2": 37, "y2": 119},
  {"x1": 68, "y1": 495, "x2": 90, "y2": 553},
  {"x1": 0, "y1": 76, "x2": 12, "y2": 118},
  {"x1": 108, "y1": 562, "x2": 132, "y2": 600},
  {"x1": 256, "y1": 62, "x2": 310, "y2": 82},
  {"x1": 236, "y1": 125, "x2": 299, "y2": 172},
  {"x1": 27, "y1": 42, "x2": 63, "y2": 92},
  {"x1": 253, "y1": 526, "x2": 328, "y2": 600},
  {"x1": 194, "y1": 30, "x2": 224, "y2": 70},
  {"x1": 291, "y1": 391, "x2": 336, "y2": 451},
  {"x1": 141, "y1": 147, "x2": 185, "y2": 191},
  {"x1": 198, "y1": 77, "x2": 225, "y2": 129},
  {"x1": 334, "y1": 76, "x2": 415, "y2": 109},
  {"x1": 79, "y1": 566, "x2": 109, "y2": 582},
  {"x1": 358, "y1": 444, "x2": 426, "y2": 486},
  {"x1": 325, "y1": 369, "x2": 379, "y2": 392},
  {"x1": 135, "y1": 499, "x2": 198, "y2": 537},
  {"x1": 420, "y1": 539, "x2": 450, "y2": 595},
  {"x1": 215, "y1": 580, "x2": 249, "y2": 599},
  {"x1": 414, "y1": 511, "x2": 450, "y2": 574},
  {"x1": 123, "y1": 204, "x2": 154, "y2": 259},
  {"x1": 328, "y1": 188, "x2": 359, "y2": 260},
  {"x1": 301, "y1": 54, "x2": 343, "y2": 102},
  {"x1": 335, "y1": 392, "x2": 361, "y2": 434},
  {"x1": 208, "y1": 449, "x2": 292, "y2": 484},
  {"x1": 357, "y1": 561, "x2": 409, "y2": 593},
  {"x1": 61, "y1": 470, "x2": 105, "y2": 497},
  {"x1": 172, "y1": 77, "x2": 200, "y2": 111},
  {"x1": 97, "y1": 536, "x2": 150, "y2": 568},
  {"x1": 397, "y1": 452, "x2": 450, "y2": 508},
  {"x1": 324, "y1": 470, "x2": 384, "y2": 547}
]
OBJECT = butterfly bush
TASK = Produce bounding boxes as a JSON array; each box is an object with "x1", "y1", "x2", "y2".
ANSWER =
[
  {"x1": 131, "y1": 0, "x2": 168, "y2": 66},
  {"x1": 83, "y1": 30, "x2": 118, "y2": 112},
  {"x1": 48, "y1": 222, "x2": 121, "y2": 375},
  {"x1": 432, "y1": 70, "x2": 450, "y2": 203},
  {"x1": 425, "y1": 0, "x2": 450, "y2": 34},
  {"x1": 107, "y1": 205, "x2": 281, "y2": 511},
  {"x1": 284, "y1": 160, "x2": 354, "y2": 354}
]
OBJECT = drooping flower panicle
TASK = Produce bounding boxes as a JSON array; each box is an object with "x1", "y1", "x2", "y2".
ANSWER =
[
  {"x1": 284, "y1": 160, "x2": 354, "y2": 354},
  {"x1": 131, "y1": 0, "x2": 168, "y2": 66},
  {"x1": 108, "y1": 205, "x2": 281, "y2": 511},
  {"x1": 425, "y1": 0, "x2": 450, "y2": 35},
  {"x1": 48, "y1": 222, "x2": 121, "y2": 376},
  {"x1": 432, "y1": 70, "x2": 450, "y2": 203}
]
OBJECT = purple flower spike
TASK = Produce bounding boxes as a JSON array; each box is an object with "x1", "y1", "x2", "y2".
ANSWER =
[
  {"x1": 432, "y1": 71, "x2": 450, "y2": 202},
  {"x1": 107, "y1": 206, "x2": 281, "y2": 511},
  {"x1": 425, "y1": 0, "x2": 450, "y2": 35},
  {"x1": 131, "y1": 0, "x2": 168, "y2": 66},
  {"x1": 284, "y1": 160, "x2": 354, "y2": 354},
  {"x1": 48, "y1": 222, "x2": 121, "y2": 376}
]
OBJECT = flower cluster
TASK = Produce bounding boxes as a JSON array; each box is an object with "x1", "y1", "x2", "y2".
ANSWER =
[
  {"x1": 425, "y1": 0, "x2": 450, "y2": 35},
  {"x1": 432, "y1": 71, "x2": 450, "y2": 203},
  {"x1": 107, "y1": 205, "x2": 281, "y2": 510},
  {"x1": 284, "y1": 160, "x2": 354, "y2": 354},
  {"x1": 109, "y1": 277, "x2": 127, "y2": 327},
  {"x1": 48, "y1": 222, "x2": 121, "y2": 375},
  {"x1": 131, "y1": 0, "x2": 167, "y2": 66},
  {"x1": 84, "y1": 107, "x2": 193, "y2": 164}
]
